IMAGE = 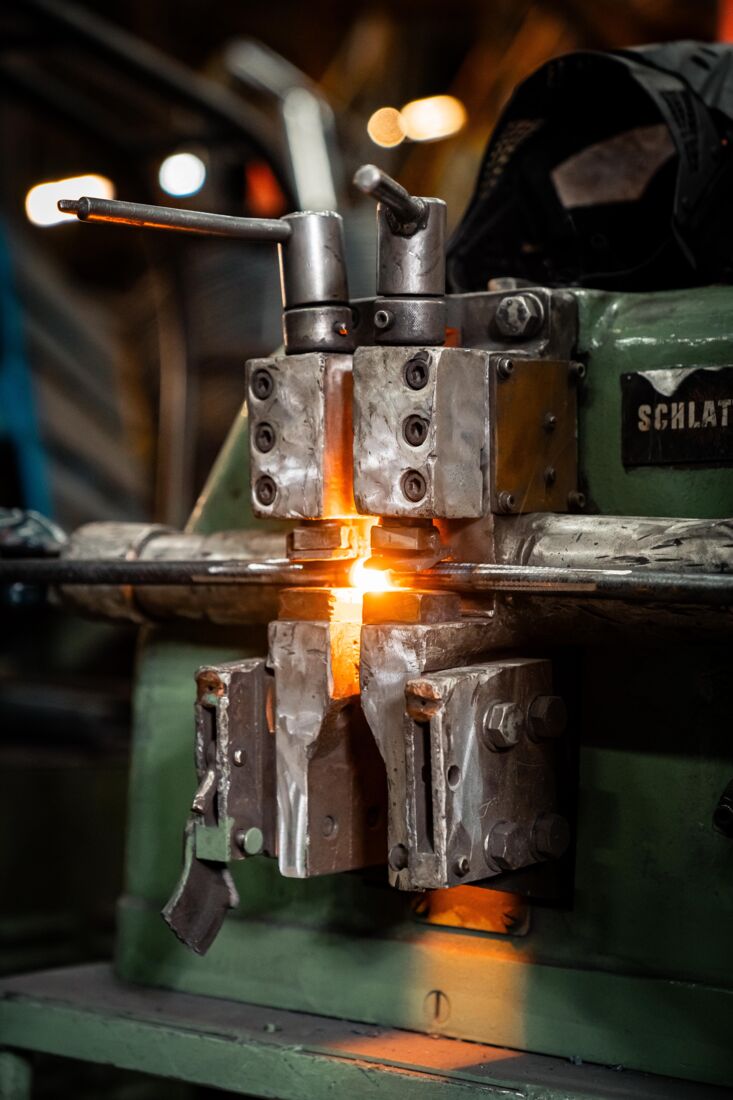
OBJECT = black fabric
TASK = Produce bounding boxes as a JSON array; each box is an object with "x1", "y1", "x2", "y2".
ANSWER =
[{"x1": 447, "y1": 42, "x2": 733, "y2": 292}]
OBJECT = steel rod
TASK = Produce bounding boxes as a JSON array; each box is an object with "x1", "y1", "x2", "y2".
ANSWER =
[
  {"x1": 58, "y1": 197, "x2": 292, "y2": 243},
  {"x1": 353, "y1": 164, "x2": 425, "y2": 228},
  {"x1": 2, "y1": 557, "x2": 733, "y2": 606}
]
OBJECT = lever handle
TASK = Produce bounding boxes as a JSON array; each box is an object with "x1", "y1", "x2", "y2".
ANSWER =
[
  {"x1": 353, "y1": 164, "x2": 425, "y2": 230},
  {"x1": 58, "y1": 196, "x2": 292, "y2": 243}
]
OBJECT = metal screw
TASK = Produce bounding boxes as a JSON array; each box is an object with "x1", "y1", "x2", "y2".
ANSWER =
[
  {"x1": 497, "y1": 490, "x2": 517, "y2": 513},
  {"x1": 531, "y1": 813, "x2": 570, "y2": 860},
  {"x1": 483, "y1": 701, "x2": 524, "y2": 751},
  {"x1": 569, "y1": 360, "x2": 586, "y2": 382},
  {"x1": 374, "y1": 308, "x2": 394, "y2": 331},
  {"x1": 389, "y1": 843, "x2": 409, "y2": 871},
  {"x1": 237, "y1": 826, "x2": 264, "y2": 856},
  {"x1": 567, "y1": 490, "x2": 586, "y2": 511},
  {"x1": 495, "y1": 355, "x2": 514, "y2": 380},
  {"x1": 403, "y1": 415, "x2": 429, "y2": 447},
  {"x1": 543, "y1": 412, "x2": 558, "y2": 431},
  {"x1": 322, "y1": 815, "x2": 337, "y2": 838},
  {"x1": 233, "y1": 749, "x2": 246, "y2": 767},
  {"x1": 528, "y1": 695, "x2": 567, "y2": 739},
  {"x1": 454, "y1": 855, "x2": 470, "y2": 878},
  {"x1": 254, "y1": 422, "x2": 276, "y2": 453},
  {"x1": 485, "y1": 820, "x2": 527, "y2": 871},
  {"x1": 544, "y1": 466, "x2": 557, "y2": 487},
  {"x1": 251, "y1": 368, "x2": 274, "y2": 400},
  {"x1": 255, "y1": 475, "x2": 277, "y2": 506},
  {"x1": 495, "y1": 293, "x2": 544, "y2": 340},
  {"x1": 404, "y1": 352, "x2": 430, "y2": 390},
  {"x1": 402, "y1": 469, "x2": 427, "y2": 502}
]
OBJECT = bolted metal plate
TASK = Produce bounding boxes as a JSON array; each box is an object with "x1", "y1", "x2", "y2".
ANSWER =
[
  {"x1": 402, "y1": 659, "x2": 567, "y2": 890},
  {"x1": 352, "y1": 345, "x2": 489, "y2": 518},
  {"x1": 247, "y1": 352, "x2": 355, "y2": 519},
  {"x1": 490, "y1": 357, "x2": 578, "y2": 513}
]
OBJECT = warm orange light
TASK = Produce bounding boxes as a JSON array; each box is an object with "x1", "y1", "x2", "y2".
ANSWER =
[
  {"x1": 25, "y1": 173, "x2": 115, "y2": 227},
  {"x1": 349, "y1": 556, "x2": 392, "y2": 592},
  {"x1": 400, "y1": 94, "x2": 467, "y2": 143},
  {"x1": 366, "y1": 106, "x2": 405, "y2": 148}
]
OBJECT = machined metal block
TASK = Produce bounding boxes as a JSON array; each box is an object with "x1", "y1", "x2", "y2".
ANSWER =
[
  {"x1": 269, "y1": 616, "x2": 386, "y2": 878},
  {"x1": 352, "y1": 345, "x2": 489, "y2": 518},
  {"x1": 402, "y1": 659, "x2": 568, "y2": 890},
  {"x1": 247, "y1": 352, "x2": 355, "y2": 519}
]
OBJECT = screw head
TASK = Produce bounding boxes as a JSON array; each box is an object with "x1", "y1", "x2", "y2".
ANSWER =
[
  {"x1": 567, "y1": 490, "x2": 586, "y2": 511},
  {"x1": 531, "y1": 813, "x2": 570, "y2": 860},
  {"x1": 485, "y1": 820, "x2": 527, "y2": 871},
  {"x1": 374, "y1": 308, "x2": 394, "y2": 331},
  {"x1": 251, "y1": 368, "x2": 274, "y2": 400},
  {"x1": 495, "y1": 293, "x2": 544, "y2": 340},
  {"x1": 237, "y1": 826, "x2": 264, "y2": 856},
  {"x1": 322, "y1": 815, "x2": 337, "y2": 838},
  {"x1": 496, "y1": 356, "x2": 514, "y2": 380},
  {"x1": 404, "y1": 352, "x2": 430, "y2": 390},
  {"x1": 402, "y1": 469, "x2": 427, "y2": 502},
  {"x1": 232, "y1": 748, "x2": 246, "y2": 767},
  {"x1": 529, "y1": 694, "x2": 567, "y2": 739},
  {"x1": 543, "y1": 412, "x2": 558, "y2": 431},
  {"x1": 454, "y1": 855, "x2": 470, "y2": 878},
  {"x1": 497, "y1": 490, "x2": 517, "y2": 514},
  {"x1": 483, "y1": 701, "x2": 524, "y2": 751},
  {"x1": 255, "y1": 475, "x2": 277, "y2": 506},
  {"x1": 389, "y1": 843, "x2": 409, "y2": 871},
  {"x1": 569, "y1": 360, "x2": 586, "y2": 381},
  {"x1": 403, "y1": 415, "x2": 430, "y2": 447},
  {"x1": 254, "y1": 421, "x2": 276, "y2": 453}
]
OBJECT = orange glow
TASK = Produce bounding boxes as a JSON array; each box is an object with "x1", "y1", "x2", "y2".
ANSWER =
[{"x1": 349, "y1": 556, "x2": 392, "y2": 593}]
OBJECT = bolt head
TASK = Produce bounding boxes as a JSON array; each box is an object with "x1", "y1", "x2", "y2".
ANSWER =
[
  {"x1": 403, "y1": 415, "x2": 430, "y2": 447},
  {"x1": 497, "y1": 490, "x2": 517, "y2": 514},
  {"x1": 495, "y1": 293, "x2": 544, "y2": 340},
  {"x1": 401, "y1": 469, "x2": 427, "y2": 503},
  {"x1": 485, "y1": 820, "x2": 527, "y2": 871},
  {"x1": 404, "y1": 353, "x2": 430, "y2": 390},
  {"x1": 237, "y1": 826, "x2": 264, "y2": 856},
  {"x1": 495, "y1": 356, "x2": 514, "y2": 380},
  {"x1": 254, "y1": 421, "x2": 276, "y2": 453},
  {"x1": 567, "y1": 490, "x2": 586, "y2": 511},
  {"x1": 528, "y1": 694, "x2": 567, "y2": 739},
  {"x1": 483, "y1": 701, "x2": 524, "y2": 751},
  {"x1": 374, "y1": 308, "x2": 394, "y2": 331},
  {"x1": 454, "y1": 855, "x2": 470, "y2": 878},
  {"x1": 531, "y1": 813, "x2": 570, "y2": 860},
  {"x1": 255, "y1": 475, "x2": 277, "y2": 507},
  {"x1": 322, "y1": 815, "x2": 337, "y2": 838},
  {"x1": 232, "y1": 748, "x2": 246, "y2": 767},
  {"x1": 250, "y1": 368, "x2": 274, "y2": 400}
]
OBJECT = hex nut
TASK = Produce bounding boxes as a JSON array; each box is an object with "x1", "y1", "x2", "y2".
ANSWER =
[
  {"x1": 485, "y1": 820, "x2": 527, "y2": 871},
  {"x1": 250, "y1": 368, "x2": 274, "y2": 400},
  {"x1": 529, "y1": 695, "x2": 567, "y2": 739},
  {"x1": 495, "y1": 293, "x2": 544, "y2": 340},
  {"x1": 531, "y1": 812, "x2": 570, "y2": 860},
  {"x1": 483, "y1": 701, "x2": 525, "y2": 751}
]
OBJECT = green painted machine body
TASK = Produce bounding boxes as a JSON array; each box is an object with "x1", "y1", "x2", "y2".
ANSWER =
[{"x1": 115, "y1": 288, "x2": 733, "y2": 1089}]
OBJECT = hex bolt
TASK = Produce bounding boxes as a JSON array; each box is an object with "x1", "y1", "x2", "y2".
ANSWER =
[
  {"x1": 389, "y1": 843, "x2": 409, "y2": 871},
  {"x1": 495, "y1": 293, "x2": 544, "y2": 340},
  {"x1": 497, "y1": 490, "x2": 517, "y2": 514},
  {"x1": 483, "y1": 701, "x2": 525, "y2": 751},
  {"x1": 454, "y1": 855, "x2": 470, "y2": 878},
  {"x1": 402, "y1": 469, "x2": 427, "y2": 502},
  {"x1": 254, "y1": 421, "x2": 276, "y2": 453},
  {"x1": 255, "y1": 475, "x2": 277, "y2": 506},
  {"x1": 485, "y1": 820, "x2": 527, "y2": 872},
  {"x1": 528, "y1": 694, "x2": 567, "y2": 740},
  {"x1": 236, "y1": 826, "x2": 264, "y2": 856},
  {"x1": 403, "y1": 415, "x2": 430, "y2": 447},
  {"x1": 495, "y1": 356, "x2": 514, "y2": 380},
  {"x1": 567, "y1": 490, "x2": 586, "y2": 511},
  {"x1": 250, "y1": 368, "x2": 274, "y2": 400},
  {"x1": 404, "y1": 352, "x2": 430, "y2": 390},
  {"x1": 531, "y1": 813, "x2": 570, "y2": 860},
  {"x1": 374, "y1": 308, "x2": 394, "y2": 331},
  {"x1": 232, "y1": 748, "x2": 246, "y2": 767}
]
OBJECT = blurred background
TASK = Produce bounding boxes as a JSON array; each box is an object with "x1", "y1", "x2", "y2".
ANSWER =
[{"x1": 0, "y1": 0, "x2": 722, "y2": 1003}]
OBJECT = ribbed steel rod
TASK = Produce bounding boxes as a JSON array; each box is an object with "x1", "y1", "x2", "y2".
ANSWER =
[
  {"x1": 2, "y1": 557, "x2": 733, "y2": 606},
  {"x1": 58, "y1": 197, "x2": 292, "y2": 242}
]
